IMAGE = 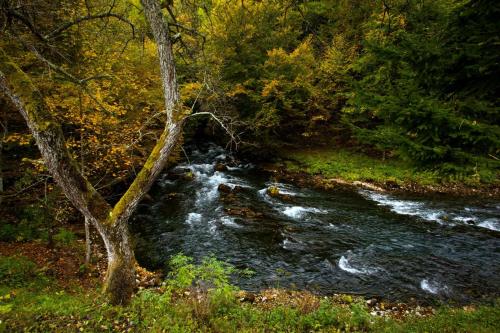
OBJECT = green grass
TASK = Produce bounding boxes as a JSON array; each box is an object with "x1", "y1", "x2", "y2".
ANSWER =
[
  {"x1": 1, "y1": 255, "x2": 499, "y2": 332},
  {"x1": 284, "y1": 149, "x2": 451, "y2": 187}
]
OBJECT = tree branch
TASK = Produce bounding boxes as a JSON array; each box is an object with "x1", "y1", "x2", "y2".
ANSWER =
[
  {"x1": 45, "y1": 12, "x2": 136, "y2": 39},
  {"x1": 0, "y1": 49, "x2": 113, "y2": 230},
  {"x1": 109, "y1": 0, "x2": 185, "y2": 225}
]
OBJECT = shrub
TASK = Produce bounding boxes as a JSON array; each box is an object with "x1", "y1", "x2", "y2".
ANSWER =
[
  {"x1": 0, "y1": 224, "x2": 17, "y2": 242},
  {"x1": 0, "y1": 256, "x2": 39, "y2": 287},
  {"x1": 53, "y1": 228, "x2": 76, "y2": 246}
]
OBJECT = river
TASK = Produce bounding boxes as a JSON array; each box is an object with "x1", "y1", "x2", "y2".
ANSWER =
[{"x1": 130, "y1": 143, "x2": 500, "y2": 303}]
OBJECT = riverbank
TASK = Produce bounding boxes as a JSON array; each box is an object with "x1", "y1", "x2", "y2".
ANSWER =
[
  {"x1": 268, "y1": 148, "x2": 500, "y2": 197},
  {"x1": 1, "y1": 243, "x2": 499, "y2": 332}
]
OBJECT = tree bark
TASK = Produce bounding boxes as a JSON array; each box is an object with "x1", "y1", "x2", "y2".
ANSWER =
[
  {"x1": 84, "y1": 217, "x2": 91, "y2": 265},
  {"x1": 0, "y1": 0, "x2": 184, "y2": 305},
  {"x1": 0, "y1": 120, "x2": 5, "y2": 206},
  {"x1": 101, "y1": 223, "x2": 136, "y2": 305}
]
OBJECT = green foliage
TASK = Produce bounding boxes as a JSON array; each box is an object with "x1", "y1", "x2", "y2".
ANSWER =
[
  {"x1": 286, "y1": 148, "x2": 440, "y2": 186},
  {"x1": 2, "y1": 282, "x2": 499, "y2": 332},
  {"x1": 0, "y1": 224, "x2": 17, "y2": 242},
  {"x1": 345, "y1": 0, "x2": 500, "y2": 179},
  {"x1": 53, "y1": 228, "x2": 76, "y2": 246},
  {"x1": 0, "y1": 254, "x2": 498, "y2": 332},
  {"x1": 181, "y1": 0, "x2": 500, "y2": 180},
  {"x1": 0, "y1": 256, "x2": 39, "y2": 287},
  {"x1": 375, "y1": 305, "x2": 500, "y2": 332},
  {"x1": 166, "y1": 253, "x2": 236, "y2": 290},
  {"x1": 164, "y1": 254, "x2": 240, "y2": 315},
  {"x1": 0, "y1": 204, "x2": 54, "y2": 242},
  {"x1": 0, "y1": 220, "x2": 43, "y2": 242}
]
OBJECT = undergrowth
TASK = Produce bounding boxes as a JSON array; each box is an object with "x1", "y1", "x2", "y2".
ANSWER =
[
  {"x1": 0, "y1": 254, "x2": 498, "y2": 332},
  {"x1": 284, "y1": 149, "x2": 498, "y2": 187}
]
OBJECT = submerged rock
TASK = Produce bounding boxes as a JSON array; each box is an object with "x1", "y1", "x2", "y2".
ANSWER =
[
  {"x1": 225, "y1": 206, "x2": 263, "y2": 218},
  {"x1": 183, "y1": 171, "x2": 195, "y2": 181},
  {"x1": 166, "y1": 168, "x2": 195, "y2": 181}
]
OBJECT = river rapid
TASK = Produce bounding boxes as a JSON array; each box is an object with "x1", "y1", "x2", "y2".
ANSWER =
[{"x1": 131, "y1": 144, "x2": 500, "y2": 303}]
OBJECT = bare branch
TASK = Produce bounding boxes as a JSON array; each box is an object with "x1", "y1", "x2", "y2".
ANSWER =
[
  {"x1": 187, "y1": 111, "x2": 241, "y2": 150},
  {"x1": 45, "y1": 12, "x2": 136, "y2": 39},
  {"x1": 5, "y1": 8, "x2": 48, "y2": 42}
]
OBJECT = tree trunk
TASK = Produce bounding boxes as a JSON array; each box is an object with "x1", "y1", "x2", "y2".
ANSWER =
[
  {"x1": 101, "y1": 223, "x2": 135, "y2": 305},
  {"x1": 84, "y1": 217, "x2": 91, "y2": 265},
  {"x1": 0, "y1": 0, "x2": 183, "y2": 305},
  {"x1": 0, "y1": 120, "x2": 6, "y2": 206}
]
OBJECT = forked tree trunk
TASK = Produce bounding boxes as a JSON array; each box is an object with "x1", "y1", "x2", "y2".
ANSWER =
[{"x1": 0, "y1": 0, "x2": 182, "y2": 305}]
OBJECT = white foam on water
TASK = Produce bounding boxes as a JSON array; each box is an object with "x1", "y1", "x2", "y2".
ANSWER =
[
  {"x1": 452, "y1": 215, "x2": 477, "y2": 223},
  {"x1": 282, "y1": 206, "x2": 327, "y2": 219},
  {"x1": 327, "y1": 223, "x2": 341, "y2": 230},
  {"x1": 360, "y1": 190, "x2": 446, "y2": 223},
  {"x1": 478, "y1": 218, "x2": 500, "y2": 232},
  {"x1": 281, "y1": 237, "x2": 304, "y2": 250},
  {"x1": 190, "y1": 163, "x2": 215, "y2": 174},
  {"x1": 239, "y1": 163, "x2": 254, "y2": 169},
  {"x1": 186, "y1": 212, "x2": 202, "y2": 225},
  {"x1": 281, "y1": 238, "x2": 292, "y2": 249},
  {"x1": 338, "y1": 255, "x2": 377, "y2": 275},
  {"x1": 193, "y1": 171, "x2": 231, "y2": 206},
  {"x1": 220, "y1": 216, "x2": 240, "y2": 228},
  {"x1": 207, "y1": 219, "x2": 217, "y2": 234},
  {"x1": 215, "y1": 153, "x2": 227, "y2": 160},
  {"x1": 159, "y1": 179, "x2": 176, "y2": 188},
  {"x1": 258, "y1": 188, "x2": 275, "y2": 205},
  {"x1": 191, "y1": 160, "x2": 252, "y2": 208},
  {"x1": 420, "y1": 279, "x2": 449, "y2": 295},
  {"x1": 337, "y1": 250, "x2": 379, "y2": 275}
]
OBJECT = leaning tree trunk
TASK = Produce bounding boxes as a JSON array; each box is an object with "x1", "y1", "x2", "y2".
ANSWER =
[{"x1": 0, "y1": 0, "x2": 183, "y2": 305}]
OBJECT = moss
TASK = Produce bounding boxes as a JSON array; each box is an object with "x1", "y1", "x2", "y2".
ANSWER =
[
  {"x1": 284, "y1": 149, "x2": 443, "y2": 187},
  {"x1": 266, "y1": 186, "x2": 281, "y2": 197}
]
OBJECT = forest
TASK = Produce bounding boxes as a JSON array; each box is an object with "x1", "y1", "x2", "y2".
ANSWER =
[{"x1": 0, "y1": 0, "x2": 499, "y2": 332}]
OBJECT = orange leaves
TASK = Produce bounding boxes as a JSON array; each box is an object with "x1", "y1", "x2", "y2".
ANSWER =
[{"x1": 4, "y1": 133, "x2": 33, "y2": 146}]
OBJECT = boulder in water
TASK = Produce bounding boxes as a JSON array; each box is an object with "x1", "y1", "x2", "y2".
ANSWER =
[
  {"x1": 218, "y1": 183, "x2": 232, "y2": 193},
  {"x1": 266, "y1": 186, "x2": 294, "y2": 202},
  {"x1": 215, "y1": 163, "x2": 228, "y2": 172},
  {"x1": 267, "y1": 186, "x2": 280, "y2": 197},
  {"x1": 218, "y1": 184, "x2": 244, "y2": 193}
]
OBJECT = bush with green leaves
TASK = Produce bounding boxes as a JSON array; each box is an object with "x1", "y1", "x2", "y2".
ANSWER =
[
  {"x1": 0, "y1": 256, "x2": 40, "y2": 287},
  {"x1": 53, "y1": 228, "x2": 76, "y2": 246}
]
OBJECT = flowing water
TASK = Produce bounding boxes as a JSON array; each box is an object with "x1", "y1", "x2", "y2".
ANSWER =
[{"x1": 131, "y1": 144, "x2": 500, "y2": 303}]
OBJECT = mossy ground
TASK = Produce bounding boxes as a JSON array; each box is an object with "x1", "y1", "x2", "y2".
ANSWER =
[
  {"x1": 0, "y1": 254, "x2": 499, "y2": 332},
  {"x1": 280, "y1": 148, "x2": 499, "y2": 195}
]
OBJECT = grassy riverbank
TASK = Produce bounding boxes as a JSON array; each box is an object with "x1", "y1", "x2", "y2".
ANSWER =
[
  {"x1": 280, "y1": 148, "x2": 500, "y2": 196},
  {"x1": 1, "y1": 252, "x2": 499, "y2": 332}
]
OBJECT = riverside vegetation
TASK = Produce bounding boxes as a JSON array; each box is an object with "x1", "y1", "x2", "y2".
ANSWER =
[
  {"x1": 1, "y1": 253, "x2": 499, "y2": 332},
  {"x1": 0, "y1": 0, "x2": 499, "y2": 331}
]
